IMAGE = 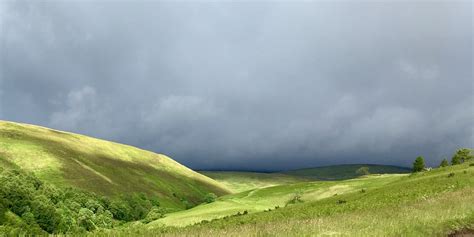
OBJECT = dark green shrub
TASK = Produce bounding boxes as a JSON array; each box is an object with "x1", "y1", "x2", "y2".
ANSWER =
[
  {"x1": 356, "y1": 166, "x2": 370, "y2": 175},
  {"x1": 204, "y1": 193, "x2": 217, "y2": 203},
  {"x1": 182, "y1": 200, "x2": 194, "y2": 210},
  {"x1": 142, "y1": 207, "x2": 165, "y2": 223},
  {"x1": 286, "y1": 193, "x2": 303, "y2": 206},
  {"x1": 336, "y1": 200, "x2": 347, "y2": 204}
]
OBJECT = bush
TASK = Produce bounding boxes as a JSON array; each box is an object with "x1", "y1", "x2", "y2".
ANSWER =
[
  {"x1": 336, "y1": 200, "x2": 347, "y2": 204},
  {"x1": 142, "y1": 207, "x2": 165, "y2": 224},
  {"x1": 182, "y1": 200, "x2": 194, "y2": 210},
  {"x1": 356, "y1": 167, "x2": 370, "y2": 175},
  {"x1": 286, "y1": 193, "x2": 303, "y2": 206},
  {"x1": 204, "y1": 193, "x2": 217, "y2": 203}
]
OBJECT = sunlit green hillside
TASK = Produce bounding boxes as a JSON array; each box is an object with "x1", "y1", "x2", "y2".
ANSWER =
[{"x1": 0, "y1": 120, "x2": 230, "y2": 209}]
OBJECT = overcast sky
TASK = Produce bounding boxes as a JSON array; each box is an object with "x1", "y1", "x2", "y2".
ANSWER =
[{"x1": 0, "y1": 1, "x2": 472, "y2": 171}]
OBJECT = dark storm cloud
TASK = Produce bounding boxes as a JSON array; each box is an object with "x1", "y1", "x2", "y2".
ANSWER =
[{"x1": 1, "y1": 1, "x2": 472, "y2": 170}]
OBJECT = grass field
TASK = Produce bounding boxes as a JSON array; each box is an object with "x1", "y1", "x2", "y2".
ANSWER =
[
  {"x1": 0, "y1": 120, "x2": 230, "y2": 209},
  {"x1": 103, "y1": 162, "x2": 473, "y2": 236}
]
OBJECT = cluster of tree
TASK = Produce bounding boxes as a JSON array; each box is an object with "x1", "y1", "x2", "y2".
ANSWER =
[
  {"x1": 412, "y1": 148, "x2": 473, "y2": 173},
  {"x1": 0, "y1": 168, "x2": 167, "y2": 234},
  {"x1": 450, "y1": 148, "x2": 473, "y2": 165}
]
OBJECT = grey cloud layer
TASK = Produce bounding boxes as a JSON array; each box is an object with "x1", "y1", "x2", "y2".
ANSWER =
[{"x1": 1, "y1": 1, "x2": 472, "y2": 170}]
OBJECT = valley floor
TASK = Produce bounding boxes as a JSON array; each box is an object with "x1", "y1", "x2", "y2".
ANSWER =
[{"x1": 94, "y1": 162, "x2": 474, "y2": 236}]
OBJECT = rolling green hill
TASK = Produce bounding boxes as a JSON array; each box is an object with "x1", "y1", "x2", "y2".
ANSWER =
[
  {"x1": 282, "y1": 164, "x2": 411, "y2": 180},
  {"x1": 0, "y1": 120, "x2": 230, "y2": 209},
  {"x1": 140, "y1": 162, "x2": 473, "y2": 236},
  {"x1": 199, "y1": 171, "x2": 310, "y2": 193},
  {"x1": 1, "y1": 119, "x2": 472, "y2": 236}
]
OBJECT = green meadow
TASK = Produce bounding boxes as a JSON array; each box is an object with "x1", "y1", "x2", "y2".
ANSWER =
[
  {"x1": 150, "y1": 173, "x2": 406, "y2": 227},
  {"x1": 0, "y1": 120, "x2": 472, "y2": 236},
  {"x1": 113, "y1": 163, "x2": 474, "y2": 237}
]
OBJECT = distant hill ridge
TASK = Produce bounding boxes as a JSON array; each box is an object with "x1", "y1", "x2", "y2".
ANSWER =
[
  {"x1": 201, "y1": 164, "x2": 411, "y2": 193},
  {"x1": 282, "y1": 164, "x2": 411, "y2": 180}
]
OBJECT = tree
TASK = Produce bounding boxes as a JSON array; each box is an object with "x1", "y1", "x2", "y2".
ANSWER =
[
  {"x1": 77, "y1": 208, "x2": 96, "y2": 231},
  {"x1": 451, "y1": 148, "x2": 473, "y2": 165},
  {"x1": 0, "y1": 198, "x2": 7, "y2": 224},
  {"x1": 356, "y1": 166, "x2": 370, "y2": 175},
  {"x1": 412, "y1": 156, "x2": 425, "y2": 172},
  {"x1": 31, "y1": 195, "x2": 61, "y2": 233},
  {"x1": 94, "y1": 210, "x2": 114, "y2": 229},
  {"x1": 109, "y1": 199, "x2": 131, "y2": 221},
  {"x1": 439, "y1": 159, "x2": 449, "y2": 168},
  {"x1": 204, "y1": 193, "x2": 217, "y2": 203}
]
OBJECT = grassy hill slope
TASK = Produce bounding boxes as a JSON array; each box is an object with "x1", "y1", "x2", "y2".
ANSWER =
[
  {"x1": 283, "y1": 164, "x2": 411, "y2": 180},
  {"x1": 151, "y1": 173, "x2": 406, "y2": 227},
  {"x1": 199, "y1": 171, "x2": 310, "y2": 193},
  {"x1": 0, "y1": 120, "x2": 230, "y2": 209},
  {"x1": 142, "y1": 162, "x2": 473, "y2": 236}
]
